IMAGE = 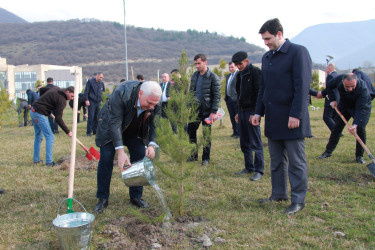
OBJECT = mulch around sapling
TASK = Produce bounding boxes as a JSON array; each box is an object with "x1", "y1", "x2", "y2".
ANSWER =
[{"x1": 96, "y1": 215, "x2": 227, "y2": 249}]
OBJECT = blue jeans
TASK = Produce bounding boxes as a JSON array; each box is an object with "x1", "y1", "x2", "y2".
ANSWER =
[
  {"x1": 87, "y1": 101, "x2": 101, "y2": 135},
  {"x1": 96, "y1": 135, "x2": 145, "y2": 200},
  {"x1": 30, "y1": 109, "x2": 55, "y2": 164}
]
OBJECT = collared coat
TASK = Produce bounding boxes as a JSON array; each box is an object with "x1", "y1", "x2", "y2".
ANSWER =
[{"x1": 255, "y1": 39, "x2": 312, "y2": 140}]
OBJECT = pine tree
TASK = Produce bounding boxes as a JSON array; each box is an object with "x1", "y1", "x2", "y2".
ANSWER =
[{"x1": 154, "y1": 50, "x2": 207, "y2": 216}]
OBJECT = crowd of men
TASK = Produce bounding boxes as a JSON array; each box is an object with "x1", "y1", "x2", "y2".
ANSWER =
[{"x1": 20, "y1": 18, "x2": 374, "y2": 216}]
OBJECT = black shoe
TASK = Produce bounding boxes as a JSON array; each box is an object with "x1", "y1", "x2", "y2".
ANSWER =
[
  {"x1": 356, "y1": 156, "x2": 365, "y2": 164},
  {"x1": 187, "y1": 156, "x2": 198, "y2": 162},
  {"x1": 0, "y1": 189, "x2": 4, "y2": 194},
  {"x1": 130, "y1": 198, "x2": 150, "y2": 208},
  {"x1": 230, "y1": 133, "x2": 239, "y2": 138},
  {"x1": 54, "y1": 130, "x2": 59, "y2": 134},
  {"x1": 87, "y1": 133, "x2": 92, "y2": 137},
  {"x1": 318, "y1": 152, "x2": 332, "y2": 159},
  {"x1": 235, "y1": 168, "x2": 253, "y2": 175},
  {"x1": 285, "y1": 203, "x2": 305, "y2": 215},
  {"x1": 33, "y1": 160, "x2": 44, "y2": 164},
  {"x1": 202, "y1": 160, "x2": 209, "y2": 166},
  {"x1": 46, "y1": 161, "x2": 55, "y2": 167},
  {"x1": 93, "y1": 132, "x2": 96, "y2": 135},
  {"x1": 94, "y1": 199, "x2": 109, "y2": 213},
  {"x1": 250, "y1": 172, "x2": 263, "y2": 181},
  {"x1": 259, "y1": 196, "x2": 288, "y2": 204}
]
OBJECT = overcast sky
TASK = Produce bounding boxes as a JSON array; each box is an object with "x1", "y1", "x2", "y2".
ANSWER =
[{"x1": 2, "y1": 0, "x2": 375, "y2": 49}]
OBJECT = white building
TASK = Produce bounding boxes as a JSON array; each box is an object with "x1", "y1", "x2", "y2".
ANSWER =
[{"x1": 0, "y1": 57, "x2": 82, "y2": 100}]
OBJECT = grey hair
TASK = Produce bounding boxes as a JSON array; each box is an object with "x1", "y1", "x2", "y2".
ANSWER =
[{"x1": 140, "y1": 81, "x2": 162, "y2": 98}]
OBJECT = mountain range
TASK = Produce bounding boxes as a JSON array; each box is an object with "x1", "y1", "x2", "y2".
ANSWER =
[
  {"x1": 1, "y1": 8, "x2": 374, "y2": 82},
  {"x1": 291, "y1": 19, "x2": 375, "y2": 70}
]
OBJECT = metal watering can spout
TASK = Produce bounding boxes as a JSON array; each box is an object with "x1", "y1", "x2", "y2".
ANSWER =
[{"x1": 121, "y1": 157, "x2": 156, "y2": 187}]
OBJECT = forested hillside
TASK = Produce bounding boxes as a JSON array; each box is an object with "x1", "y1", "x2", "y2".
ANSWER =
[{"x1": 0, "y1": 19, "x2": 265, "y2": 82}]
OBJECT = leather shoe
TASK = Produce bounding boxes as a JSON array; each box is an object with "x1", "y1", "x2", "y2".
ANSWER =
[
  {"x1": 45, "y1": 161, "x2": 55, "y2": 167},
  {"x1": 0, "y1": 189, "x2": 4, "y2": 194},
  {"x1": 186, "y1": 156, "x2": 198, "y2": 162},
  {"x1": 250, "y1": 172, "x2": 263, "y2": 181},
  {"x1": 356, "y1": 156, "x2": 365, "y2": 164},
  {"x1": 318, "y1": 151, "x2": 332, "y2": 159},
  {"x1": 230, "y1": 133, "x2": 239, "y2": 138},
  {"x1": 202, "y1": 160, "x2": 209, "y2": 166},
  {"x1": 235, "y1": 168, "x2": 253, "y2": 175},
  {"x1": 130, "y1": 198, "x2": 150, "y2": 208},
  {"x1": 285, "y1": 203, "x2": 305, "y2": 215},
  {"x1": 94, "y1": 199, "x2": 109, "y2": 213},
  {"x1": 259, "y1": 196, "x2": 288, "y2": 204}
]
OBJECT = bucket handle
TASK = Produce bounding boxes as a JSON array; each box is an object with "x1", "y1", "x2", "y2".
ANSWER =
[{"x1": 57, "y1": 198, "x2": 87, "y2": 217}]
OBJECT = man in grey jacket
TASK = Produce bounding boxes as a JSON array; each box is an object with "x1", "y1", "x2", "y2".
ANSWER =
[
  {"x1": 94, "y1": 81, "x2": 161, "y2": 213},
  {"x1": 187, "y1": 54, "x2": 221, "y2": 166}
]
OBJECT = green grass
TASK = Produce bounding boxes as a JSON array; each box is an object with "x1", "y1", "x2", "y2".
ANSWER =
[{"x1": 1, "y1": 98, "x2": 375, "y2": 248}]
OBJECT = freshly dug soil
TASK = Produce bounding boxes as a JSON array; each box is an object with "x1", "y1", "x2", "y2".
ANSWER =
[
  {"x1": 95, "y1": 215, "x2": 227, "y2": 249},
  {"x1": 57, "y1": 154, "x2": 98, "y2": 171}
]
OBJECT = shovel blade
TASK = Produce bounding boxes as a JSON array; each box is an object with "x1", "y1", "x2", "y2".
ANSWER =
[
  {"x1": 86, "y1": 152, "x2": 93, "y2": 161},
  {"x1": 89, "y1": 147, "x2": 100, "y2": 161},
  {"x1": 367, "y1": 162, "x2": 375, "y2": 177}
]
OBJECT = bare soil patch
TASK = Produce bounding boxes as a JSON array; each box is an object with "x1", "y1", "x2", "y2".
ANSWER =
[{"x1": 57, "y1": 154, "x2": 98, "y2": 171}]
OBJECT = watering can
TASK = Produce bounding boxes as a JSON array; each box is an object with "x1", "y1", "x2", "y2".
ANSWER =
[{"x1": 121, "y1": 157, "x2": 156, "y2": 187}]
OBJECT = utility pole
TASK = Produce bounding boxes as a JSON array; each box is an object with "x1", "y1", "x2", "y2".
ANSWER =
[{"x1": 123, "y1": 0, "x2": 129, "y2": 80}]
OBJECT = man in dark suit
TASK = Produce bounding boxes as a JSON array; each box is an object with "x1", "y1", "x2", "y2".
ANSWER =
[
  {"x1": 252, "y1": 18, "x2": 312, "y2": 215},
  {"x1": 310, "y1": 63, "x2": 339, "y2": 132},
  {"x1": 159, "y1": 73, "x2": 171, "y2": 118},
  {"x1": 224, "y1": 62, "x2": 239, "y2": 138},
  {"x1": 84, "y1": 72, "x2": 105, "y2": 137},
  {"x1": 232, "y1": 52, "x2": 264, "y2": 181},
  {"x1": 318, "y1": 73, "x2": 372, "y2": 164}
]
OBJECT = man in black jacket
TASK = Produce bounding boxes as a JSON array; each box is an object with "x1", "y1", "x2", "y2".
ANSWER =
[
  {"x1": 40, "y1": 77, "x2": 59, "y2": 133},
  {"x1": 84, "y1": 72, "x2": 105, "y2": 137},
  {"x1": 69, "y1": 93, "x2": 87, "y2": 123},
  {"x1": 187, "y1": 54, "x2": 221, "y2": 166},
  {"x1": 93, "y1": 81, "x2": 161, "y2": 213},
  {"x1": 310, "y1": 63, "x2": 339, "y2": 132},
  {"x1": 318, "y1": 73, "x2": 372, "y2": 164},
  {"x1": 225, "y1": 61, "x2": 239, "y2": 138},
  {"x1": 232, "y1": 51, "x2": 264, "y2": 181}
]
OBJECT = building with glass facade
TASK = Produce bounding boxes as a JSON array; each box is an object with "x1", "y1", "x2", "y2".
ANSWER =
[{"x1": 0, "y1": 57, "x2": 82, "y2": 100}]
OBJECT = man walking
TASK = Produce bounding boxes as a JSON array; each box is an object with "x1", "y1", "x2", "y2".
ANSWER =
[
  {"x1": 225, "y1": 61, "x2": 239, "y2": 138},
  {"x1": 94, "y1": 81, "x2": 161, "y2": 213},
  {"x1": 187, "y1": 54, "x2": 221, "y2": 166},
  {"x1": 252, "y1": 18, "x2": 312, "y2": 215},
  {"x1": 232, "y1": 51, "x2": 264, "y2": 181},
  {"x1": 30, "y1": 87, "x2": 74, "y2": 166},
  {"x1": 84, "y1": 72, "x2": 105, "y2": 137},
  {"x1": 318, "y1": 73, "x2": 372, "y2": 164}
]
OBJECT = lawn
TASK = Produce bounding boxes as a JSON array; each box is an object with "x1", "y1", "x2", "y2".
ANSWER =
[{"x1": 0, "y1": 98, "x2": 374, "y2": 249}]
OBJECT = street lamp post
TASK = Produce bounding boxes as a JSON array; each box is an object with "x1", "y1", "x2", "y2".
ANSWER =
[{"x1": 123, "y1": 0, "x2": 129, "y2": 81}]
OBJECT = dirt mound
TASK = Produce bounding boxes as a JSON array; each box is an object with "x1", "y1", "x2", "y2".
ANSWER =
[
  {"x1": 96, "y1": 215, "x2": 226, "y2": 249},
  {"x1": 57, "y1": 154, "x2": 98, "y2": 171}
]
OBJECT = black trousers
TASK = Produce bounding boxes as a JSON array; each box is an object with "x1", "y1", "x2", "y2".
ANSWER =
[
  {"x1": 225, "y1": 97, "x2": 239, "y2": 136},
  {"x1": 188, "y1": 111, "x2": 211, "y2": 161},
  {"x1": 96, "y1": 135, "x2": 145, "y2": 200},
  {"x1": 325, "y1": 109, "x2": 367, "y2": 157}
]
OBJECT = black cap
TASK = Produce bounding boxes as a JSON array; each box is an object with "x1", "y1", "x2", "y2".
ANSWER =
[{"x1": 232, "y1": 51, "x2": 248, "y2": 63}]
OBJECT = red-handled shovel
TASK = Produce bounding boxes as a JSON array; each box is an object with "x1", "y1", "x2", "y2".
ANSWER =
[{"x1": 76, "y1": 138, "x2": 100, "y2": 161}]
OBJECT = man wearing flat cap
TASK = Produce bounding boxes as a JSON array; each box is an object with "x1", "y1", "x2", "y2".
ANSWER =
[{"x1": 232, "y1": 51, "x2": 264, "y2": 181}]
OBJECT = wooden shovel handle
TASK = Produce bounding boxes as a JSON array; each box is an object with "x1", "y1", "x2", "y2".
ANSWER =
[
  {"x1": 76, "y1": 138, "x2": 87, "y2": 151},
  {"x1": 334, "y1": 107, "x2": 372, "y2": 156}
]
